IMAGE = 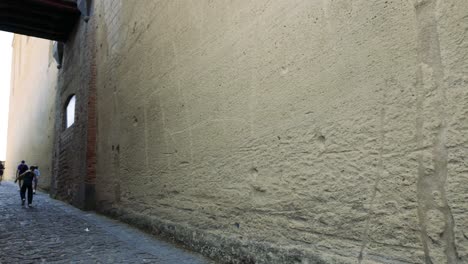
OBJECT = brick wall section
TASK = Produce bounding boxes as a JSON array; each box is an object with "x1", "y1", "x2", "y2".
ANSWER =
[
  {"x1": 51, "y1": 6, "x2": 97, "y2": 210},
  {"x1": 84, "y1": 8, "x2": 98, "y2": 210},
  {"x1": 85, "y1": 60, "x2": 97, "y2": 186}
]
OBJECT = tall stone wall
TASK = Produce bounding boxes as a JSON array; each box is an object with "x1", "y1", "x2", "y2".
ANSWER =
[
  {"x1": 5, "y1": 36, "x2": 57, "y2": 192},
  {"x1": 90, "y1": 1, "x2": 468, "y2": 263},
  {"x1": 50, "y1": 12, "x2": 97, "y2": 210}
]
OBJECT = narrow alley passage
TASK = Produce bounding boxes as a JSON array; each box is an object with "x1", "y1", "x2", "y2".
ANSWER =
[{"x1": 0, "y1": 182, "x2": 213, "y2": 264}]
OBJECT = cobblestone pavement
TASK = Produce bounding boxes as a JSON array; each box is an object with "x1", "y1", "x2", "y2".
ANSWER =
[{"x1": 0, "y1": 181, "x2": 214, "y2": 264}]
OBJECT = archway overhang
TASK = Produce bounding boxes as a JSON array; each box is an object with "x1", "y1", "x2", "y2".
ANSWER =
[{"x1": 0, "y1": 0, "x2": 80, "y2": 42}]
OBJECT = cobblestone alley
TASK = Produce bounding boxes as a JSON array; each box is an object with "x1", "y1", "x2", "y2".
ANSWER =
[{"x1": 0, "y1": 182, "x2": 213, "y2": 263}]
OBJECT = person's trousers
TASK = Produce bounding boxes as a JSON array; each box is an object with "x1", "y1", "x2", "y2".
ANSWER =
[{"x1": 20, "y1": 183, "x2": 33, "y2": 205}]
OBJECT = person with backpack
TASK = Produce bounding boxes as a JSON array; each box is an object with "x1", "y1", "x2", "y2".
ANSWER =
[
  {"x1": 18, "y1": 166, "x2": 36, "y2": 207},
  {"x1": 33, "y1": 166, "x2": 40, "y2": 194}
]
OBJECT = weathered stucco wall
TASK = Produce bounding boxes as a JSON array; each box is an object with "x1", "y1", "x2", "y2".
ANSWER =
[
  {"x1": 91, "y1": 0, "x2": 468, "y2": 263},
  {"x1": 5, "y1": 36, "x2": 57, "y2": 191}
]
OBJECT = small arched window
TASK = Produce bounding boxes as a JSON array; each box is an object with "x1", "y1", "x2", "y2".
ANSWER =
[{"x1": 65, "y1": 95, "x2": 76, "y2": 128}]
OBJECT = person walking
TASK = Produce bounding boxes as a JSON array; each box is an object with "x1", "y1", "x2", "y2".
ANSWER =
[
  {"x1": 18, "y1": 166, "x2": 36, "y2": 207},
  {"x1": 15, "y1": 160, "x2": 28, "y2": 190},
  {"x1": 33, "y1": 166, "x2": 40, "y2": 194},
  {"x1": 0, "y1": 162, "x2": 4, "y2": 185}
]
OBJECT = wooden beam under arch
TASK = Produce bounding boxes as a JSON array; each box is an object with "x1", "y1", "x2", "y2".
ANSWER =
[{"x1": 0, "y1": 0, "x2": 80, "y2": 41}]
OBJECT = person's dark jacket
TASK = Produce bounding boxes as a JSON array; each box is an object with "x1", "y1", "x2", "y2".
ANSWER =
[
  {"x1": 19, "y1": 170, "x2": 35, "y2": 185},
  {"x1": 17, "y1": 164, "x2": 28, "y2": 175}
]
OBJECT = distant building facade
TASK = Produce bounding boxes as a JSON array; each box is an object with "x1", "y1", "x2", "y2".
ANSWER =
[
  {"x1": 5, "y1": 36, "x2": 57, "y2": 191},
  {"x1": 6, "y1": 1, "x2": 468, "y2": 263}
]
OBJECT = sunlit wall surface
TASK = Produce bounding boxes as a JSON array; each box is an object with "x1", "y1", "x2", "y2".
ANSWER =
[
  {"x1": 4, "y1": 35, "x2": 58, "y2": 191},
  {"x1": 0, "y1": 32, "x2": 12, "y2": 161}
]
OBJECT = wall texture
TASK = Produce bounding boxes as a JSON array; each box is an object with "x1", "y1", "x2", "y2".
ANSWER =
[
  {"x1": 5, "y1": 36, "x2": 57, "y2": 191},
  {"x1": 90, "y1": 0, "x2": 468, "y2": 263},
  {"x1": 7, "y1": 0, "x2": 468, "y2": 263},
  {"x1": 50, "y1": 12, "x2": 97, "y2": 210}
]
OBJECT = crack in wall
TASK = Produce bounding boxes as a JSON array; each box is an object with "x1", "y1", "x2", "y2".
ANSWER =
[
  {"x1": 358, "y1": 80, "x2": 388, "y2": 263},
  {"x1": 412, "y1": 0, "x2": 459, "y2": 263},
  {"x1": 415, "y1": 64, "x2": 433, "y2": 264}
]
